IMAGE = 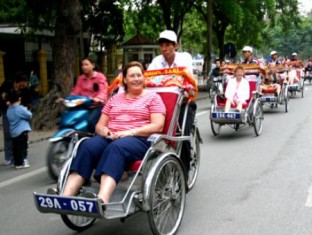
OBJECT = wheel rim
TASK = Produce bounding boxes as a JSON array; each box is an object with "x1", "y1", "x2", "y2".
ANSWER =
[
  {"x1": 61, "y1": 214, "x2": 95, "y2": 231},
  {"x1": 254, "y1": 104, "x2": 263, "y2": 135},
  {"x1": 50, "y1": 142, "x2": 69, "y2": 176},
  {"x1": 150, "y1": 158, "x2": 186, "y2": 235},
  {"x1": 188, "y1": 133, "x2": 200, "y2": 190},
  {"x1": 210, "y1": 120, "x2": 220, "y2": 136}
]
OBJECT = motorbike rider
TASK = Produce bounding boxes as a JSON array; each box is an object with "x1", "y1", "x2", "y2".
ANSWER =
[
  {"x1": 57, "y1": 57, "x2": 109, "y2": 133},
  {"x1": 304, "y1": 60, "x2": 312, "y2": 75},
  {"x1": 208, "y1": 59, "x2": 223, "y2": 96}
]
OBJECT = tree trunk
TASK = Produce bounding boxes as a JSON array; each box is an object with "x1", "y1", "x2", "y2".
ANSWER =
[
  {"x1": 204, "y1": 0, "x2": 213, "y2": 78},
  {"x1": 32, "y1": 0, "x2": 82, "y2": 130}
]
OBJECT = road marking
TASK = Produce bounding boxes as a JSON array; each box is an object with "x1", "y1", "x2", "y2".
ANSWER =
[
  {"x1": 196, "y1": 111, "x2": 208, "y2": 117},
  {"x1": 305, "y1": 184, "x2": 312, "y2": 207},
  {"x1": 0, "y1": 167, "x2": 47, "y2": 189}
]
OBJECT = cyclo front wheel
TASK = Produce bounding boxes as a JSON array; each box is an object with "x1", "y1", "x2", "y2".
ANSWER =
[
  {"x1": 61, "y1": 214, "x2": 96, "y2": 231},
  {"x1": 148, "y1": 156, "x2": 186, "y2": 235},
  {"x1": 47, "y1": 140, "x2": 70, "y2": 181},
  {"x1": 253, "y1": 101, "x2": 263, "y2": 136}
]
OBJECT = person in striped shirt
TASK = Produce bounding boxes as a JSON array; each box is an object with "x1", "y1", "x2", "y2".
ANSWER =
[{"x1": 62, "y1": 61, "x2": 166, "y2": 204}]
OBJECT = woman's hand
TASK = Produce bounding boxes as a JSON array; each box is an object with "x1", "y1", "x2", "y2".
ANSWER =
[
  {"x1": 97, "y1": 126, "x2": 112, "y2": 138},
  {"x1": 92, "y1": 97, "x2": 103, "y2": 103},
  {"x1": 111, "y1": 130, "x2": 135, "y2": 139}
]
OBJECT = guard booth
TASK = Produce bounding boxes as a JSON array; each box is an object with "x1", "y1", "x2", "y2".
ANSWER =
[{"x1": 122, "y1": 35, "x2": 159, "y2": 69}]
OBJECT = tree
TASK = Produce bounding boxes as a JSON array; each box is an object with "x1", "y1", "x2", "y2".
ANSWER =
[{"x1": 31, "y1": 0, "x2": 82, "y2": 130}]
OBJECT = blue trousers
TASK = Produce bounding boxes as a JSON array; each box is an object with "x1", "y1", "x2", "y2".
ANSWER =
[{"x1": 70, "y1": 135, "x2": 150, "y2": 183}]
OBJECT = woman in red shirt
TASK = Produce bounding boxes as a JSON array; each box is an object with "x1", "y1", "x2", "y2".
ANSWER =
[{"x1": 59, "y1": 57, "x2": 109, "y2": 132}]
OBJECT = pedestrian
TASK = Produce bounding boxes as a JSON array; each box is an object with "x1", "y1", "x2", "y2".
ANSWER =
[
  {"x1": 6, "y1": 90, "x2": 32, "y2": 169},
  {"x1": 147, "y1": 29, "x2": 197, "y2": 180},
  {"x1": 0, "y1": 80, "x2": 14, "y2": 166}
]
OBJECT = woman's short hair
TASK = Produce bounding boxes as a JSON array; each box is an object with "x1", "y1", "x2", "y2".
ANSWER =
[
  {"x1": 122, "y1": 61, "x2": 145, "y2": 91},
  {"x1": 234, "y1": 65, "x2": 244, "y2": 73}
]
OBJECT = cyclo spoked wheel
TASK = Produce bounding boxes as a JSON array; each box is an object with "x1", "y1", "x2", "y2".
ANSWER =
[
  {"x1": 253, "y1": 101, "x2": 263, "y2": 136},
  {"x1": 148, "y1": 156, "x2": 186, "y2": 235},
  {"x1": 47, "y1": 140, "x2": 70, "y2": 181},
  {"x1": 210, "y1": 119, "x2": 221, "y2": 136},
  {"x1": 187, "y1": 127, "x2": 201, "y2": 191},
  {"x1": 61, "y1": 214, "x2": 96, "y2": 231}
]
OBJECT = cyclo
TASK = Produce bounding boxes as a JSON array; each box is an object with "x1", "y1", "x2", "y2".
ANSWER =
[
  {"x1": 286, "y1": 61, "x2": 305, "y2": 98},
  {"x1": 210, "y1": 64, "x2": 264, "y2": 136},
  {"x1": 259, "y1": 65, "x2": 289, "y2": 113},
  {"x1": 33, "y1": 67, "x2": 202, "y2": 235}
]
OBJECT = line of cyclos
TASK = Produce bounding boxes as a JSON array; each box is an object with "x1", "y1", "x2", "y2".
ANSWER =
[{"x1": 207, "y1": 60, "x2": 312, "y2": 137}]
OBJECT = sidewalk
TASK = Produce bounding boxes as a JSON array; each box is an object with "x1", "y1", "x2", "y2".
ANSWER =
[{"x1": 0, "y1": 89, "x2": 209, "y2": 152}]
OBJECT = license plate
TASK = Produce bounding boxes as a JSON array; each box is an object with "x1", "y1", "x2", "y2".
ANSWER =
[
  {"x1": 261, "y1": 97, "x2": 277, "y2": 102},
  {"x1": 288, "y1": 86, "x2": 299, "y2": 91},
  {"x1": 34, "y1": 193, "x2": 103, "y2": 217},
  {"x1": 212, "y1": 112, "x2": 240, "y2": 119}
]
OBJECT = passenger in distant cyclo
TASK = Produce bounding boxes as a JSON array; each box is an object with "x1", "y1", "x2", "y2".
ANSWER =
[
  {"x1": 242, "y1": 46, "x2": 258, "y2": 64},
  {"x1": 286, "y1": 64, "x2": 300, "y2": 85},
  {"x1": 260, "y1": 63, "x2": 281, "y2": 96},
  {"x1": 225, "y1": 65, "x2": 250, "y2": 112}
]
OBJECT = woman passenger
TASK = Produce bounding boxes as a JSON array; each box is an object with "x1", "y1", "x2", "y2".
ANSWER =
[
  {"x1": 62, "y1": 61, "x2": 166, "y2": 204},
  {"x1": 224, "y1": 65, "x2": 250, "y2": 112}
]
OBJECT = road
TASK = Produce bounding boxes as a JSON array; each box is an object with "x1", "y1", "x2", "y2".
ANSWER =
[{"x1": 1, "y1": 85, "x2": 312, "y2": 235}]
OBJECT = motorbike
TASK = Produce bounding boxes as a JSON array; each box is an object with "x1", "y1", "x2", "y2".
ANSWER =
[
  {"x1": 209, "y1": 76, "x2": 224, "y2": 103},
  {"x1": 47, "y1": 95, "x2": 97, "y2": 180}
]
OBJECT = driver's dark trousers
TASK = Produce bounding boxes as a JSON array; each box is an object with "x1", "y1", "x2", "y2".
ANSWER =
[{"x1": 178, "y1": 101, "x2": 197, "y2": 179}]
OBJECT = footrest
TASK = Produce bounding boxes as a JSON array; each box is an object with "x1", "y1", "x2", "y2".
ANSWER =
[{"x1": 33, "y1": 193, "x2": 104, "y2": 218}]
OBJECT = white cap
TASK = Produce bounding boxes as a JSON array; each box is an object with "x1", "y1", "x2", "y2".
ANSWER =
[
  {"x1": 292, "y1": 52, "x2": 297, "y2": 56},
  {"x1": 242, "y1": 46, "x2": 253, "y2": 53},
  {"x1": 270, "y1": 50, "x2": 277, "y2": 56},
  {"x1": 158, "y1": 30, "x2": 177, "y2": 43}
]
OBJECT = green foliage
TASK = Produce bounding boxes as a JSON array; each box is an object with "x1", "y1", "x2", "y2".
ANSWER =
[
  {"x1": 122, "y1": 1, "x2": 164, "y2": 42},
  {"x1": 0, "y1": 0, "x2": 27, "y2": 24},
  {"x1": 262, "y1": 13, "x2": 312, "y2": 59},
  {"x1": 86, "y1": 0, "x2": 124, "y2": 48}
]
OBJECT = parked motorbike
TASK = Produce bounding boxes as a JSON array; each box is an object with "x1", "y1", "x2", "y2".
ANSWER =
[{"x1": 47, "y1": 95, "x2": 97, "y2": 180}]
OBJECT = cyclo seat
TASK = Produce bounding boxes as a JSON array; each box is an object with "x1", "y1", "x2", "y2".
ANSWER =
[
  {"x1": 123, "y1": 67, "x2": 198, "y2": 171},
  {"x1": 216, "y1": 64, "x2": 260, "y2": 109}
]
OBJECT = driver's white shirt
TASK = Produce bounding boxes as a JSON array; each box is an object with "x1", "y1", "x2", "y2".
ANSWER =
[{"x1": 147, "y1": 52, "x2": 194, "y2": 77}]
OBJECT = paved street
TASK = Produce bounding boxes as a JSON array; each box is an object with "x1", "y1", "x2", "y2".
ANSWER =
[{"x1": 1, "y1": 85, "x2": 312, "y2": 235}]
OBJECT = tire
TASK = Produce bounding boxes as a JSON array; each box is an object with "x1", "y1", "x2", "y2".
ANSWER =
[
  {"x1": 210, "y1": 119, "x2": 221, "y2": 136},
  {"x1": 187, "y1": 127, "x2": 201, "y2": 191},
  {"x1": 148, "y1": 156, "x2": 186, "y2": 235},
  {"x1": 284, "y1": 89, "x2": 289, "y2": 113},
  {"x1": 253, "y1": 102, "x2": 263, "y2": 136},
  {"x1": 301, "y1": 84, "x2": 304, "y2": 98},
  {"x1": 61, "y1": 214, "x2": 96, "y2": 231},
  {"x1": 47, "y1": 140, "x2": 70, "y2": 181}
]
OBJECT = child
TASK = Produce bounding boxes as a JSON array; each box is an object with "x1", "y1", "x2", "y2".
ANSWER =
[{"x1": 6, "y1": 90, "x2": 32, "y2": 169}]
